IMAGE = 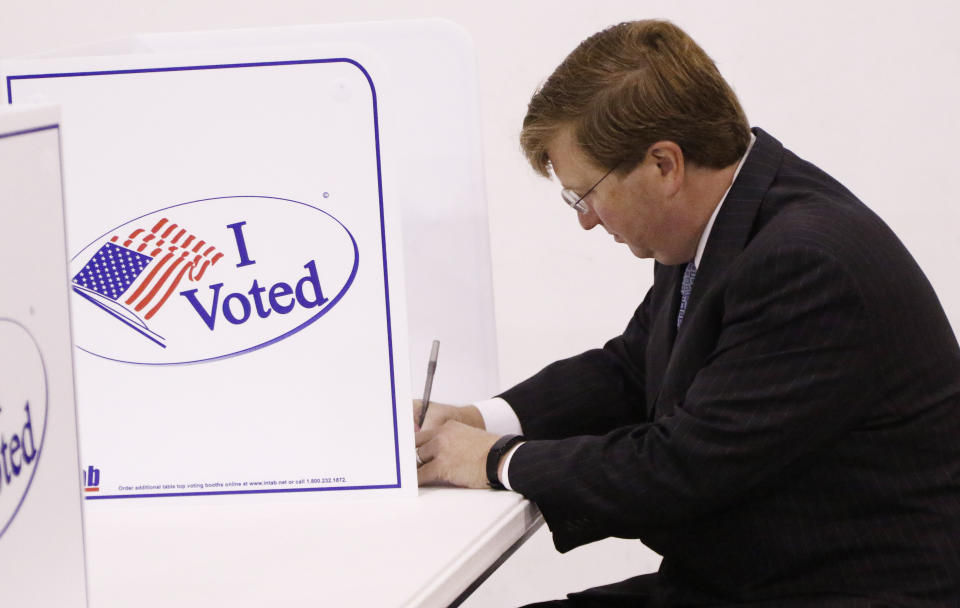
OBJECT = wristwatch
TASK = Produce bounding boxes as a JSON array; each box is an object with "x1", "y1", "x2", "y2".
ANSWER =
[{"x1": 486, "y1": 434, "x2": 525, "y2": 490}]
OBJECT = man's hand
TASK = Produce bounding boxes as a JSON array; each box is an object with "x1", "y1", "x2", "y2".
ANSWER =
[
  {"x1": 413, "y1": 400, "x2": 484, "y2": 432},
  {"x1": 416, "y1": 421, "x2": 501, "y2": 488}
]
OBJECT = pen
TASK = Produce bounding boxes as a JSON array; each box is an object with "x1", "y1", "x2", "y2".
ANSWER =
[{"x1": 417, "y1": 340, "x2": 440, "y2": 428}]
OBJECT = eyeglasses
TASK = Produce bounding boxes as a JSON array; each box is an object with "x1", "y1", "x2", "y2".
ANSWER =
[{"x1": 561, "y1": 165, "x2": 618, "y2": 214}]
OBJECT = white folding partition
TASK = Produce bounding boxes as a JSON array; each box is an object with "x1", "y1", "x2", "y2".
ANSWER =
[
  {"x1": 0, "y1": 104, "x2": 88, "y2": 607},
  {"x1": 1, "y1": 20, "x2": 498, "y2": 503}
]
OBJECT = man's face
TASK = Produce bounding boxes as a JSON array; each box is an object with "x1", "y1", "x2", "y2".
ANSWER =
[{"x1": 546, "y1": 126, "x2": 688, "y2": 263}]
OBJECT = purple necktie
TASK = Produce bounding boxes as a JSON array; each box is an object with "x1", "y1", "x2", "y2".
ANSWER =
[{"x1": 677, "y1": 262, "x2": 697, "y2": 328}]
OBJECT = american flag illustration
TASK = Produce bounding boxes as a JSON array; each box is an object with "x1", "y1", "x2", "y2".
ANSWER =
[{"x1": 72, "y1": 218, "x2": 223, "y2": 347}]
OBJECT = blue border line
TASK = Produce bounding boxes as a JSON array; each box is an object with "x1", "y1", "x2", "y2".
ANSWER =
[
  {"x1": 8, "y1": 58, "x2": 404, "y2": 498},
  {"x1": 86, "y1": 483, "x2": 399, "y2": 500},
  {"x1": 7, "y1": 58, "x2": 371, "y2": 103},
  {"x1": 356, "y1": 59, "x2": 404, "y2": 490},
  {"x1": 0, "y1": 123, "x2": 59, "y2": 140}
]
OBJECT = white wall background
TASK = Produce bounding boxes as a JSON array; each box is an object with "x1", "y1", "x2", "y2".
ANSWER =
[{"x1": 3, "y1": 1, "x2": 958, "y2": 605}]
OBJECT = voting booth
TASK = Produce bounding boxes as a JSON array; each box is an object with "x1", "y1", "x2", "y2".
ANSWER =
[
  {"x1": 0, "y1": 105, "x2": 88, "y2": 606},
  {"x1": 1, "y1": 20, "x2": 497, "y2": 502}
]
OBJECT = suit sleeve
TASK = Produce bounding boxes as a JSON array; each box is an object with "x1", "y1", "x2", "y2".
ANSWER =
[
  {"x1": 508, "y1": 244, "x2": 875, "y2": 552},
  {"x1": 498, "y1": 285, "x2": 653, "y2": 439}
]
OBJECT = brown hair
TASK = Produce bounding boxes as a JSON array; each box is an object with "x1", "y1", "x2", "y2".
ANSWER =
[{"x1": 520, "y1": 20, "x2": 750, "y2": 177}]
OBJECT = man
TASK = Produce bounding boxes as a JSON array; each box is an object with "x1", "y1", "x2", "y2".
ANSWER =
[{"x1": 415, "y1": 20, "x2": 960, "y2": 607}]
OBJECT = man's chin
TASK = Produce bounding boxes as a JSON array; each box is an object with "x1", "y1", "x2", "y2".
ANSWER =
[{"x1": 627, "y1": 244, "x2": 651, "y2": 258}]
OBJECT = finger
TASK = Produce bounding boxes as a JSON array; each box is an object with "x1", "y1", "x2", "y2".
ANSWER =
[
  {"x1": 416, "y1": 434, "x2": 439, "y2": 463},
  {"x1": 415, "y1": 427, "x2": 438, "y2": 448},
  {"x1": 412, "y1": 399, "x2": 423, "y2": 428},
  {"x1": 420, "y1": 410, "x2": 437, "y2": 432},
  {"x1": 419, "y1": 402, "x2": 446, "y2": 432},
  {"x1": 417, "y1": 459, "x2": 441, "y2": 486}
]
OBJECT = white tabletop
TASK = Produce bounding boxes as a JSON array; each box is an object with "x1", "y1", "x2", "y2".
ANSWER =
[{"x1": 83, "y1": 488, "x2": 542, "y2": 607}]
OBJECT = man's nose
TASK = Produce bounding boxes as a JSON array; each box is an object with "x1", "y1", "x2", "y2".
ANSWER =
[{"x1": 578, "y1": 207, "x2": 601, "y2": 230}]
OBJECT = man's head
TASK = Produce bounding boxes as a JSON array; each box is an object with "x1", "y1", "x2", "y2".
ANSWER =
[
  {"x1": 521, "y1": 20, "x2": 751, "y2": 263},
  {"x1": 521, "y1": 20, "x2": 749, "y2": 177}
]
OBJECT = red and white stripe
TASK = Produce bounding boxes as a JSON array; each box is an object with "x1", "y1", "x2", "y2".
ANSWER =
[{"x1": 110, "y1": 217, "x2": 224, "y2": 320}]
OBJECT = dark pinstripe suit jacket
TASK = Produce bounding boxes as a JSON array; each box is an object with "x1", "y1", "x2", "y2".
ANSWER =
[{"x1": 502, "y1": 129, "x2": 960, "y2": 606}]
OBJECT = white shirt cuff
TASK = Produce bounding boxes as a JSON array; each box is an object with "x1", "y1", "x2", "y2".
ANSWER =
[
  {"x1": 474, "y1": 397, "x2": 523, "y2": 435},
  {"x1": 499, "y1": 442, "x2": 524, "y2": 491},
  {"x1": 474, "y1": 397, "x2": 524, "y2": 492}
]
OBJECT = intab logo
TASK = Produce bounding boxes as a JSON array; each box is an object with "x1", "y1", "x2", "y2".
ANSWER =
[
  {"x1": 0, "y1": 319, "x2": 48, "y2": 539},
  {"x1": 69, "y1": 196, "x2": 359, "y2": 365},
  {"x1": 82, "y1": 465, "x2": 100, "y2": 493}
]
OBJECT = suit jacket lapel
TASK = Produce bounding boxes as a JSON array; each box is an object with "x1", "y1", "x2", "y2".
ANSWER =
[
  {"x1": 650, "y1": 128, "x2": 785, "y2": 418},
  {"x1": 682, "y1": 128, "x2": 784, "y2": 324}
]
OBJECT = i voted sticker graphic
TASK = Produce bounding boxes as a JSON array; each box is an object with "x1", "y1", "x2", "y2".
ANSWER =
[
  {"x1": 0, "y1": 319, "x2": 48, "y2": 540},
  {"x1": 69, "y1": 196, "x2": 359, "y2": 365}
]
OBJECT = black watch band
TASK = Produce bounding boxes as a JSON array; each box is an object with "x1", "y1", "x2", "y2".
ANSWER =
[{"x1": 486, "y1": 434, "x2": 525, "y2": 490}]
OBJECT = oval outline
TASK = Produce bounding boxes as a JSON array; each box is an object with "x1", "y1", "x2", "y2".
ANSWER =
[
  {"x1": 71, "y1": 195, "x2": 360, "y2": 366},
  {"x1": 0, "y1": 318, "x2": 50, "y2": 540}
]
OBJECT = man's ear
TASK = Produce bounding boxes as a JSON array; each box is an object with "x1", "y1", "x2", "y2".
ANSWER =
[
  {"x1": 647, "y1": 141, "x2": 685, "y2": 193},
  {"x1": 648, "y1": 141, "x2": 683, "y2": 176}
]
